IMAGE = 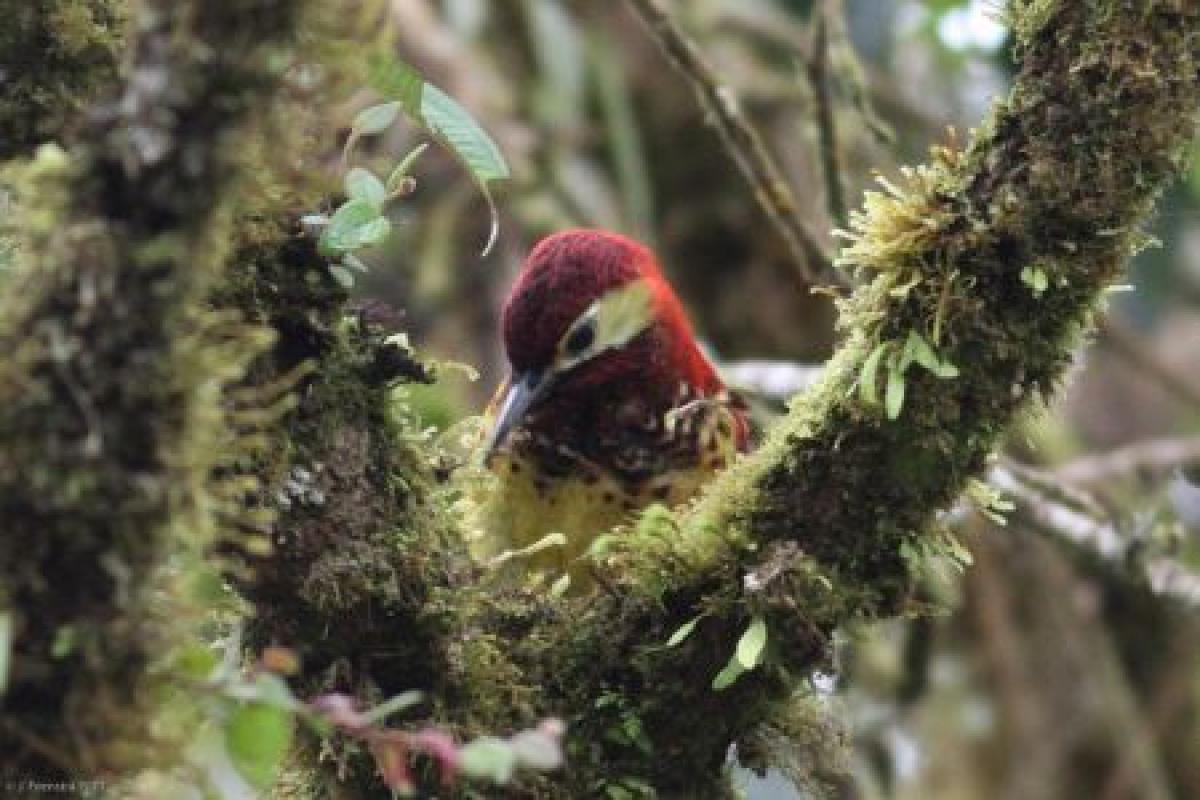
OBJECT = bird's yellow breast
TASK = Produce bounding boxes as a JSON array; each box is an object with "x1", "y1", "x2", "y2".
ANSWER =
[{"x1": 464, "y1": 449, "x2": 726, "y2": 589}]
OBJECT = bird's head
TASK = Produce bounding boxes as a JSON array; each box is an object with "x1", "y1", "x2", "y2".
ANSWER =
[{"x1": 485, "y1": 229, "x2": 723, "y2": 459}]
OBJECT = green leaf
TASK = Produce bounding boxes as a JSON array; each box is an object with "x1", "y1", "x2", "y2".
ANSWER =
[
  {"x1": 711, "y1": 657, "x2": 746, "y2": 691},
  {"x1": 886, "y1": 352, "x2": 907, "y2": 420},
  {"x1": 459, "y1": 737, "x2": 518, "y2": 784},
  {"x1": 353, "y1": 101, "x2": 402, "y2": 136},
  {"x1": 174, "y1": 642, "x2": 220, "y2": 681},
  {"x1": 370, "y1": 56, "x2": 510, "y2": 256},
  {"x1": 225, "y1": 704, "x2": 293, "y2": 789},
  {"x1": 859, "y1": 342, "x2": 889, "y2": 406},
  {"x1": 0, "y1": 612, "x2": 10, "y2": 694},
  {"x1": 344, "y1": 102, "x2": 402, "y2": 161},
  {"x1": 319, "y1": 200, "x2": 391, "y2": 256},
  {"x1": 344, "y1": 167, "x2": 387, "y2": 210},
  {"x1": 665, "y1": 616, "x2": 701, "y2": 648},
  {"x1": 357, "y1": 218, "x2": 392, "y2": 248},
  {"x1": 328, "y1": 265, "x2": 356, "y2": 290},
  {"x1": 1020, "y1": 265, "x2": 1050, "y2": 296},
  {"x1": 51, "y1": 625, "x2": 77, "y2": 658},
  {"x1": 735, "y1": 616, "x2": 768, "y2": 670},
  {"x1": 550, "y1": 573, "x2": 571, "y2": 597},
  {"x1": 903, "y1": 331, "x2": 960, "y2": 379},
  {"x1": 252, "y1": 673, "x2": 302, "y2": 712},
  {"x1": 904, "y1": 331, "x2": 939, "y2": 374},
  {"x1": 945, "y1": 533, "x2": 974, "y2": 568},
  {"x1": 933, "y1": 359, "x2": 959, "y2": 379}
]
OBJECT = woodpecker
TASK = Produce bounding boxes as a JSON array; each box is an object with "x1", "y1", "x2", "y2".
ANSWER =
[{"x1": 469, "y1": 229, "x2": 750, "y2": 586}]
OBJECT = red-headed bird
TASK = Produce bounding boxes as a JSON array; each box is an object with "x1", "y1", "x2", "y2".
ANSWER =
[{"x1": 471, "y1": 230, "x2": 749, "y2": 585}]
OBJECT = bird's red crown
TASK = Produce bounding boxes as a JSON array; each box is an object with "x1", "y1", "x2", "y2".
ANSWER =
[{"x1": 501, "y1": 229, "x2": 722, "y2": 393}]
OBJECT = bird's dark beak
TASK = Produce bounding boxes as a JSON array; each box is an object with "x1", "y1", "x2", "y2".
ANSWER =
[{"x1": 483, "y1": 369, "x2": 547, "y2": 463}]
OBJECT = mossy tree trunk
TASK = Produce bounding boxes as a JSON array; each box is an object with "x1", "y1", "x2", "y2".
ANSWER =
[
  {"x1": 1, "y1": 0, "x2": 1198, "y2": 798},
  {"x1": 0, "y1": 0, "x2": 307, "y2": 787}
]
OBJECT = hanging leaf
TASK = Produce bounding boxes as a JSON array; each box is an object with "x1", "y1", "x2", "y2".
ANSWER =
[
  {"x1": 369, "y1": 55, "x2": 510, "y2": 256},
  {"x1": 344, "y1": 101, "x2": 402, "y2": 162},
  {"x1": 359, "y1": 690, "x2": 425, "y2": 726}
]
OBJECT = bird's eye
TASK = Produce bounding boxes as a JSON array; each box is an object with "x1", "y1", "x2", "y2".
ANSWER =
[{"x1": 564, "y1": 321, "x2": 596, "y2": 355}]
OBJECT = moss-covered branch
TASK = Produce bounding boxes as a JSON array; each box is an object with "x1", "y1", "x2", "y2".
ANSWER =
[
  {"x1": 0, "y1": 1, "x2": 126, "y2": 160},
  {"x1": 0, "y1": 0, "x2": 306, "y2": 785}
]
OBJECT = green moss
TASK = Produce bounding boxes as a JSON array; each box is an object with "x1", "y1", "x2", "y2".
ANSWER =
[
  {"x1": 0, "y1": 0, "x2": 127, "y2": 160},
  {"x1": 0, "y1": 0, "x2": 310, "y2": 785}
]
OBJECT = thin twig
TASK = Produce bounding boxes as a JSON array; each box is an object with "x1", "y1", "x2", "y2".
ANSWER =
[
  {"x1": 1098, "y1": 314, "x2": 1200, "y2": 410},
  {"x1": 988, "y1": 465, "x2": 1200, "y2": 608},
  {"x1": 806, "y1": 0, "x2": 849, "y2": 229},
  {"x1": 1056, "y1": 435, "x2": 1200, "y2": 487},
  {"x1": 623, "y1": 0, "x2": 848, "y2": 290},
  {"x1": 719, "y1": 3, "x2": 912, "y2": 144}
]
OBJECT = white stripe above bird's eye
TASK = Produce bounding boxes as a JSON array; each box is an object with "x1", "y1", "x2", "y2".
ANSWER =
[{"x1": 554, "y1": 280, "x2": 655, "y2": 373}]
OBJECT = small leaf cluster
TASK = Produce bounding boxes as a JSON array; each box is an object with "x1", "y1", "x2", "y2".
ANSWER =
[
  {"x1": 305, "y1": 55, "x2": 511, "y2": 288},
  {"x1": 303, "y1": 138, "x2": 428, "y2": 289},
  {"x1": 965, "y1": 478, "x2": 1016, "y2": 526},
  {"x1": 367, "y1": 54, "x2": 510, "y2": 256},
  {"x1": 859, "y1": 330, "x2": 959, "y2": 420},
  {"x1": 899, "y1": 525, "x2": 974, "y2": 578}
]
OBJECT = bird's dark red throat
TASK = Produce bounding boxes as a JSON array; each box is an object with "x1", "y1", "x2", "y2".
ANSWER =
[{"x1": 484, "y1": 229, "x2": 747, "y2": 485}]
